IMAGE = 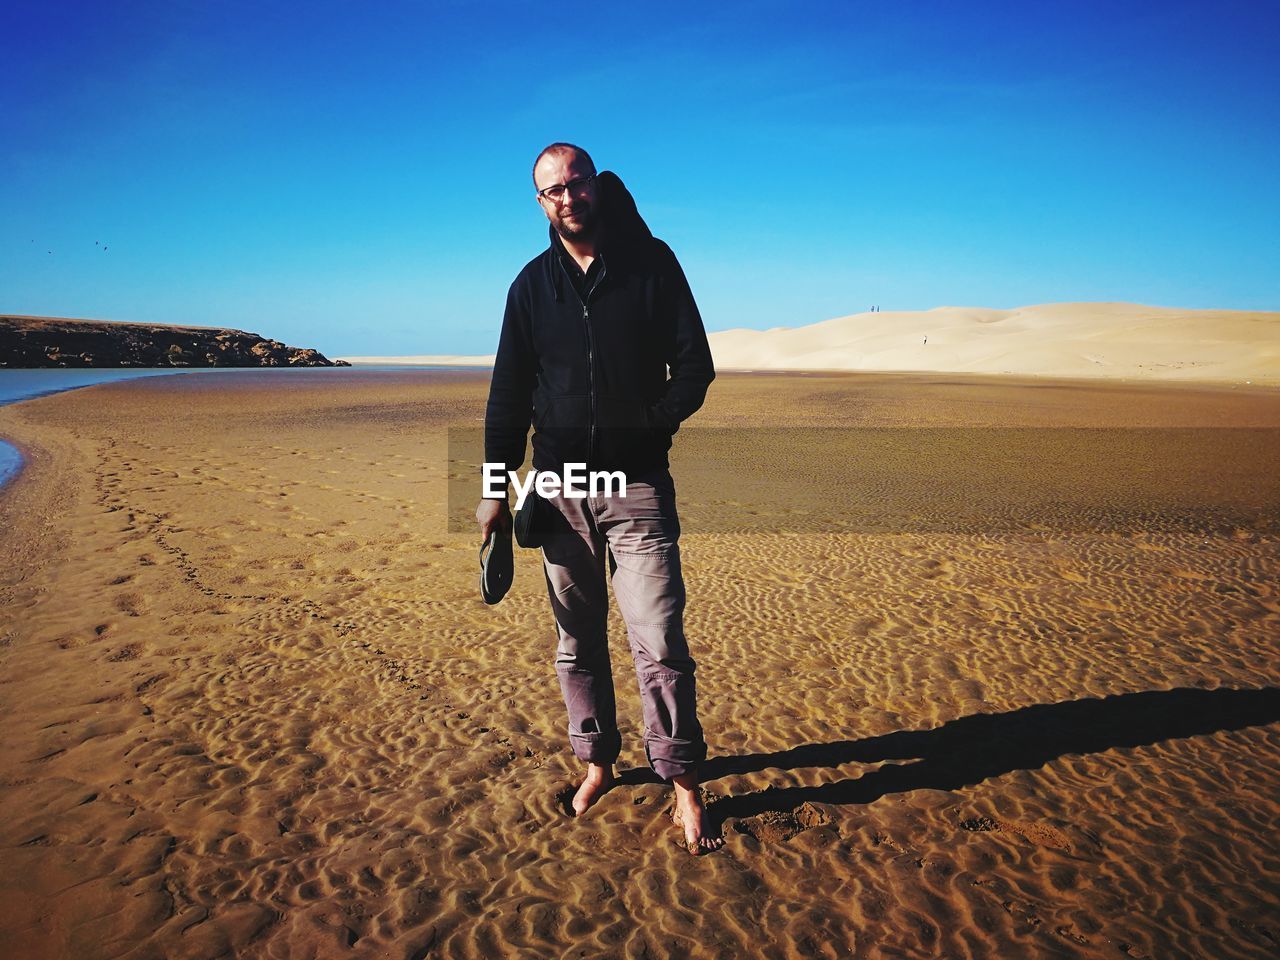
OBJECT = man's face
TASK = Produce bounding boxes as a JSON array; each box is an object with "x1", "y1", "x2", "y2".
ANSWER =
[{"x1": 534, "y1": 150, "x2": 598, "y2": 242}]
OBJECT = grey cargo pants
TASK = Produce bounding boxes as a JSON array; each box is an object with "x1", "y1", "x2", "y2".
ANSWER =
[{"x1": 539, "y1": 466, "x2": 707, "y2": 781}]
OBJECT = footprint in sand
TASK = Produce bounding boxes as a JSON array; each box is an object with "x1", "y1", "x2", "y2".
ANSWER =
[
  {"x1": 959, "y1": 815, "x2": 1075, "y2": 852},
  {"x1": 733, "y1": 802, "x2": 833, "y2": 843}
]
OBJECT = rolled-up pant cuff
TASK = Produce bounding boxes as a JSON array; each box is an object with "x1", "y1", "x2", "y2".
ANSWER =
[
  {"x1": 645, "y1": 736, "x2": 706, "y2": 782},
  {"x1": 652, "y1": 757, "x2": 700, "y2": 781},
  {"x1": 568, "y1": 727, "x2": 622, "y2": 766}
]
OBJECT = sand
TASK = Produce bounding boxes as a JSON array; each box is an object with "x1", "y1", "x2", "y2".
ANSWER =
[
  {"x1": 1, "y1": 369, "x2": 1278, "y2": 958},
  {"x1": 340, "y1": 302, "x2": 1280, "y2": 386},
  {"x1": 704, "y1": 303, "x2": 1280, "y2": 384}
]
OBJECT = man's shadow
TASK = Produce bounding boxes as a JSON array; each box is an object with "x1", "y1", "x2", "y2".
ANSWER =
[{"x1": 620, "y1": 686, "x2": 1280, "y2": 821}]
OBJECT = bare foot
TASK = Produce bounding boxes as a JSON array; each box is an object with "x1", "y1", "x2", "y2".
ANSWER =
[
  {"x1": 671, "y1": 774, "x2": 725, "y2": 855},
  {"x1": 571, "y1": 762, "x2": 614, "y2": 817}
]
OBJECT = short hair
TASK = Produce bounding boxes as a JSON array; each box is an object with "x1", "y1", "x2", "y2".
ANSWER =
[{"x1": 532, "y1": 142, "x2": 596, "y2": 186}]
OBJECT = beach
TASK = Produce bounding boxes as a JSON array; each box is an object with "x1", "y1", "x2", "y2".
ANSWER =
[{"x1": 1, "y1": 369, "x2": 1278, "y2": 958}]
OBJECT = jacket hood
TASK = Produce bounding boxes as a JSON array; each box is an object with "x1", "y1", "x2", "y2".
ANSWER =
[{"x1": 545, "y1": 170, "x2": 652, "y2": 302}]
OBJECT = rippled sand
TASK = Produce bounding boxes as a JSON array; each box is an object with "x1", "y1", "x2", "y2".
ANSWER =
[{"x1": 1, "y1": 370, "x2": 1277, "y2": 958}]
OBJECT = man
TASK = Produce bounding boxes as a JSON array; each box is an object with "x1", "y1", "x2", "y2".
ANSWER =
[{"x1": 476, "y1": 143, "x2": 722, "y2": 853}]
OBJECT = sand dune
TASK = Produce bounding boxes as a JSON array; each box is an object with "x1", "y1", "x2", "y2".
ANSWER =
[
  {"x1": 706, "y1": 302, "x2": 1279, "y2": 383},
  {"x1": 339, "y1": 302, "x2": 1279, "y2": 385},
  {"x1": 1, "y1": 370, "x2": 1278, "y2": 958}
]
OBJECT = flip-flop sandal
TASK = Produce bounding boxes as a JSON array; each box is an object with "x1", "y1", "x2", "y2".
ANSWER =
[{"x1": 479, "y1": 528, "x2": 513, "y2": 605}]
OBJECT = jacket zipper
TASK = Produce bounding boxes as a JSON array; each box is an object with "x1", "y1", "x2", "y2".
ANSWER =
[{"x1": 558, "y1": 254, "x2": 607, "y2": 463}]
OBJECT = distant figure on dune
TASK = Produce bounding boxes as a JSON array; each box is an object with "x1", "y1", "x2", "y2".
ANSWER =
[
  {"x1": 923, "y1": 335, "x2": 927, "y2": 346},
  {"x1": 477, "y1": 143, "x2": 722, "y2": 854}
]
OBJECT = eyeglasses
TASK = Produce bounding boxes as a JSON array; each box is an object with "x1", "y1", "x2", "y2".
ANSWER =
[{"x1": 537, "y1": 174, "x2": 595, "y2": 204}]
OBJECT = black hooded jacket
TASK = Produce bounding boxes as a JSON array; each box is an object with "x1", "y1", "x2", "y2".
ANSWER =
[{"x1": 484, "y1": 171, "x2": 715, "y2": 480}]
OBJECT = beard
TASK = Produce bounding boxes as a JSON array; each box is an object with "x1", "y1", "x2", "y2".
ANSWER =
[{"x1": 553, "y1": 205, "x2": 598, "y2": 242}]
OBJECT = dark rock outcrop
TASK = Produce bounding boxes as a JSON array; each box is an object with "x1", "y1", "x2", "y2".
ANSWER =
[{"x1": 0, "y1": 315, "x2": 351, "y2": 368}]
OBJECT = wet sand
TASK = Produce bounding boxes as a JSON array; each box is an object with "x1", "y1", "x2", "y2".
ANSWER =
[{"x1": 1, "y1": 370, "x2": 1278, "y2": 958}]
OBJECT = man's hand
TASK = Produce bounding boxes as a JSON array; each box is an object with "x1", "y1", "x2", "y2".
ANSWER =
[{"x1": 476, "y1": 497, "x2": 512, "y2": 543}]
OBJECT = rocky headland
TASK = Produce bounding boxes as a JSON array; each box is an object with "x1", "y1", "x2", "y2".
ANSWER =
[{"x1": 0, "y1": 315, "x2": 350, "y2": 368}]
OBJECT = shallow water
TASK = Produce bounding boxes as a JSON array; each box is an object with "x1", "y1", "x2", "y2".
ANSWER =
[
  {"x1": 0, "y1": 366, "x2": 414, "y2": 407},
  {"x1": 0, "y1": 365, "x2": 476, "y2": 403},
  {"x1": 0, "y1": 368, "x2": 194, "y2": 406},
  {"x1": 0, "y1": 439, "x2": 19, "y2": 487}
]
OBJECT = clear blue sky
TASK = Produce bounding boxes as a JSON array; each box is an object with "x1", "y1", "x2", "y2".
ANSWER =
[{"x1": 2, "y1": 1, "x2": 1277, "y2": 356}]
